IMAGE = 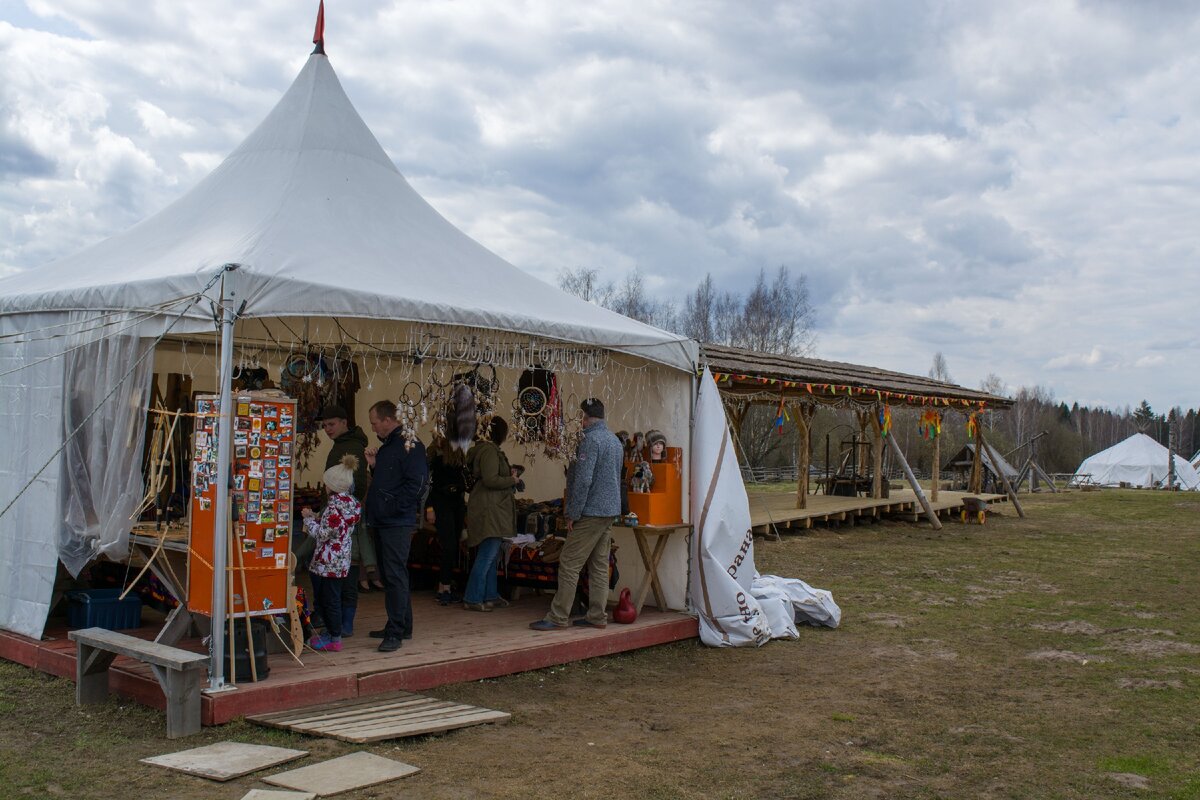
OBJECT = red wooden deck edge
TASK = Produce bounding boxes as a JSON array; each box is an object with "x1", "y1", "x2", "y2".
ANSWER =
[{"x1": 1, "y1": 616, "x2": 699, "y2": 727}]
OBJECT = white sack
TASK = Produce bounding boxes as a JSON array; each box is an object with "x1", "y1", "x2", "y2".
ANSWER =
[
  {"x1": 752, "y1": 574, "x2": 842, "y2": 632},
  {"x1": 689, "y1": 368, "x2": 769, "y2": 647}
]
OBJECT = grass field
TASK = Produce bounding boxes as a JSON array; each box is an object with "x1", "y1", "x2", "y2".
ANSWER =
[{"x1": 1, "y1": 489, "x2": 1198, "y2": 799}]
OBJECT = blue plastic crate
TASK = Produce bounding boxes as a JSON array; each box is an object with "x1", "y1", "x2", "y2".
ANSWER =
[{"x1": 67, "y1": 588, "x2": 143, "y2": 630}]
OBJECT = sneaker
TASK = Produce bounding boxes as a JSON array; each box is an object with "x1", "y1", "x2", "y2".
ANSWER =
[
  {"x1": 462, "y1": 602, "x2": 493, "y2": 612},
  {"x1": 484, "y1": 597, "x2": 511, "y2": 608},
  {"x1": 572, "y1": 618, "x2": 607, "y2": 629},
  {"x1": 378, "y1": 637, "x2": 402, "y2": 653},
  {"x1": 436, "y1": 590, "x2": 461, "y2": 606},
  {"x1": 529, "y1": 619, "x2": 567, "y2": 631},
  {"x1": 314, "y1": 638, "x2": 343, "y2": 652}
]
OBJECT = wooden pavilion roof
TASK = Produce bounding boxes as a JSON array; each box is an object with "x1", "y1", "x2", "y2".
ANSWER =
[{"x1": 700, "y1": 343, "x2": 1013, "y2": 410}]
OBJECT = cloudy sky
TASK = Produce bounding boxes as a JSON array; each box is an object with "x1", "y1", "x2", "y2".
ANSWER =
[{"x1": 1, "y1": 0, "x2": 1197, "y2": 411}]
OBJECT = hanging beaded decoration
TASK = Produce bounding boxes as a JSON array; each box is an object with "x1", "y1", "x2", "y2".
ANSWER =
[{"x1": 397, "y1": 381, "x2": 424, "y2": 452}]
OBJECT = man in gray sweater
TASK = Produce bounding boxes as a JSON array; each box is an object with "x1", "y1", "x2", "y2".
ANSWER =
[{"x1": 531, "y1": 398, "x2": 623, "y2": 631}]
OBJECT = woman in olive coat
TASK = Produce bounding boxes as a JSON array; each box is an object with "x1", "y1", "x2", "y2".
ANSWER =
[{"x1": 463, "y1": 417, "x2": 521, "y2": 610}]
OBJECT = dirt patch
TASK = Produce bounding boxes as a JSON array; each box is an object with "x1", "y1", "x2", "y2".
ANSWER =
[
  {"x1": 948, "y1": 724, "x2": 1025, "y2": 743},
  {"x1": 1031, "y1": 620, "x2": 1104, "y2": 636},
  {"x1": 863, "y1": 612, "x2": 906, "y2": 628},
  {"x1": 964, "y1": 585, "x2": 1011, "y2": 603},
  {"x1": 1025, "y1": 650, "x2": 1109, "y2": 664},
  {"x1": 1105, "y1": 772, "x2": 1152, "y2": 790},
  {"x1": 1104, "y1": 638, "x2": 1200, "y2": 658},
  {"x1": 1116, "y1": 678, "x2": 1184, "y2": 690}
]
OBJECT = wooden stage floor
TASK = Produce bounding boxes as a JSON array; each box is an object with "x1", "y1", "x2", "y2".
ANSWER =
[
  {"x1": 0, "y1": 592, "x2": 697, "y2": 727},
  {"x1": 749, "y1": 488, "x2": 1008, "y2": 535}
]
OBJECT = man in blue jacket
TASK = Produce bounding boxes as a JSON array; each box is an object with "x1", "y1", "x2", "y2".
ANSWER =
[
  {"x1": 531, "y1": 397, "x2": 622, "y2": 631},
  {"x1": 364, "y1": 400, "x2": 428, "y2": 652}
]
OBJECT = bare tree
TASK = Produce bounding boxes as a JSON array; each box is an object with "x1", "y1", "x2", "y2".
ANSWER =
[
  {"x1": 928, "y1": 352, "x2": 954, "y2": 384},
  {"x1": 557, "y1": 267, "x2": 614, "y2": 306}
]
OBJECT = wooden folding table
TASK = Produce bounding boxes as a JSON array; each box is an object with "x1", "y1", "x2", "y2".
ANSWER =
[{"x1": 626, "y1": 523, "x2": 691, "y2": 613}]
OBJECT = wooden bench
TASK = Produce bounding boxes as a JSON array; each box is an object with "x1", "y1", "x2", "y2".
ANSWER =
[{"x1": 68, "y1": 627, "x2": 208, "y2": 738}]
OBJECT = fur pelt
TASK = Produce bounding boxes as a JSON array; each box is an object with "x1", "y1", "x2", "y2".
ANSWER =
[{"x1": 448, "y1": 383, "x2": 476, "y2": 452}]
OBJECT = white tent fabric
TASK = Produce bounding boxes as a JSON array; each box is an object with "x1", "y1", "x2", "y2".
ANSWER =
[
  {"x1": 0, "y1": 52, "x2": 697, "y2": 640},
  {"x1": 1074, "y1": 433, "x2": 1200, "y2": 490},
  {"x1": 689, "y1": 368, "x2": 769, "y2": 647},
  {"x1": 0, "y1": 54, "x2": 696, "y2": 372},
  {"x1": 0, "y1": 314, "x2": 66, "y2": 638}
]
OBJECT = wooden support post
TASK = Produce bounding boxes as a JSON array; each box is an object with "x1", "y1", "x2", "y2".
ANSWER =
[
  {"x1": 793, "y1": 403, "x2": 815, "y2": 509},
  {"x1": 976, "y1": 427, "x2": 1025, "y2": 518},
  {"x1": 969, "y1": 432, "x2": 984, "y2": 494},
  {"x1": 931, "y1": 429, "x2": 940, "y2": 502},
  {"x1": 886, "y1": 432, "x2": 942, "y2": 530},
  {"x1": 1033, "y1": 461, "x2": 1058, "y2": 493},
  {"x1": 869, "y1": 408, "x2": 884, "y2": 499}
]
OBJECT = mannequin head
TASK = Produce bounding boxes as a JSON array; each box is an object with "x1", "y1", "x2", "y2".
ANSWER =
[{"x1": 646, "y1": 430, "x2": 667, "y2": 461}]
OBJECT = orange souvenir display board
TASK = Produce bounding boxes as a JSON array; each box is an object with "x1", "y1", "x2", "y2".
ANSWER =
[
  {"x1": 188, "y1": 393, "x2": 296, "y2": 618},
  {"x1": 627, "y1": 447, "x2": 683, "y2": 525}
]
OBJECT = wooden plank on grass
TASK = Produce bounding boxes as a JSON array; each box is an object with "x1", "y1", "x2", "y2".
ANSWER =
[{"x1": 247, "y1": 690, "x2": 511, "y2": 742}]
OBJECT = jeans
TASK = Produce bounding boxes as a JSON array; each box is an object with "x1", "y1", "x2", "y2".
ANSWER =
[
  {"x1": 375, "y1": 525, "x2": 414, "y2": 640},
  {"x1": 309, "y1": 573, "x2": 344, "y2": 638},
  {"x1": 463, "y1": 537, "x2": 503, "y2": 605},
  {"x1": 546, "y1": 516, "x2": 615, "y2": 625},
  {"x1": 340, "y1": 564, "x2": 359, "y2": 611}
]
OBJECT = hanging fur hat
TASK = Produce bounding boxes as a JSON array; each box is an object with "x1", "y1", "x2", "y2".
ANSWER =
[{"x1": 448, "y1": 383, "x2": 476, "y2": 452}]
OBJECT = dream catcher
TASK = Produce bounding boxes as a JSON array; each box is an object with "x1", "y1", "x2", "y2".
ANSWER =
[
  {"x1": 470, "y1": 364, "x2": 499, "y2": 443},
  {"x1": 436, "y1": 365, "x2": 498, "y2": 452},
  {"x1": 280, "y1": 352, "x2": 325, "y2": 470},
  {"x1": 397, "y1": 381, "x2": 427, "y2": 452}
]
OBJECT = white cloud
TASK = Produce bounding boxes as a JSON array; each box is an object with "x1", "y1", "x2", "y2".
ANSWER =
[
  {"x1": 0, "y1": 0, "x2": 1198, "y2": 411},
  {"x1": 1046, "y1": 347, "x2": 1118, "y2": 371}
]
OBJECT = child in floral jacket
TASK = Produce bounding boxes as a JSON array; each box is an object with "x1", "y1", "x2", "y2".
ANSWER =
[{"x1": 301, "y1": 454, "x2": 362, "y2": 652}]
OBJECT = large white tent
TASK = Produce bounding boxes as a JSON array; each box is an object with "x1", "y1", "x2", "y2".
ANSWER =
[
  {"x1": 0, "y1": 52, "x2": 699, "y2": 646},
  {"x1": 1074, "y1": 433, "x2": 1200, "y2": 490}
]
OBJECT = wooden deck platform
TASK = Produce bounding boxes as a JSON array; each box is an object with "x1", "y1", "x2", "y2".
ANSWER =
[
  {"x1": 749, "y1": 488, "x2": 1008, "y2": 535},
  {"x1": 0, "y1": 592, "x2": 697, "y2": 727}
]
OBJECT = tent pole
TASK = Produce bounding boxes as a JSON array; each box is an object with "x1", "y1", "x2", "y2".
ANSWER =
[
  {"x1": 886, "y1": 431, "x2": 941, "y2": 530},
  {"x1": 208, "y1": 265, "x2": 240, "y2": 692}
]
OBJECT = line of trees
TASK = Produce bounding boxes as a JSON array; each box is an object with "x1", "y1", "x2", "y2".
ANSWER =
[
  {"x1": 559, "y1": 265, "x2": 816, "y2": 356},
  {"x1": 558, "y1": 267, "x2": 1197, "y2": 475}
]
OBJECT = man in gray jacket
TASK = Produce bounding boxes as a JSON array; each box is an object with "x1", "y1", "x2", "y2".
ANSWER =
[{"x1": 531, "y1": 398, "x2": 622, "y2": 631}]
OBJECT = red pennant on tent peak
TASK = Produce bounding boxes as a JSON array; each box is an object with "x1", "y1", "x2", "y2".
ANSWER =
[{"x1": 312, "y1": 0, "x2": 326, "y2": 54}]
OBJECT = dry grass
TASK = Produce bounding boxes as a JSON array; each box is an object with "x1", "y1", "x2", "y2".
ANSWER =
[{"x1": 2, "y1": 489, "x2": 1199, "y2": 799}]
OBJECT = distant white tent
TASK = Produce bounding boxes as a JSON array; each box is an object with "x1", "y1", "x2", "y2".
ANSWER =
[{"x1": 1074, "y1": 433, "x2": 1200, "y2": 490}]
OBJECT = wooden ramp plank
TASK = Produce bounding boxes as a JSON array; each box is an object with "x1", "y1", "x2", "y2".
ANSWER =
[{"x1": 247, "y1": 690, "x2": 511, "y2": 743}]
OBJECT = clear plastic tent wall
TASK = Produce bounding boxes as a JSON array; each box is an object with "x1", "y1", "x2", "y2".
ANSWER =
[{"x1": 59, "y1": 312, "x2": 155, "y2": 576}]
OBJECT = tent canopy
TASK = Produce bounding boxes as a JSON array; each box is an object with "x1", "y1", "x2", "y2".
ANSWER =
[
  {"x1": 1075, "y1": 433, "x2": 1200, "y2": 490},
  {"x1": 0, "y1": 54, "x2": 695, "y2": 372}
]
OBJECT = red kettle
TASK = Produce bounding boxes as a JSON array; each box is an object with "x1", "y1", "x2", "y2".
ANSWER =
[{"x1": 613, "y1": 588, "x2": 637, "y2": 624}]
